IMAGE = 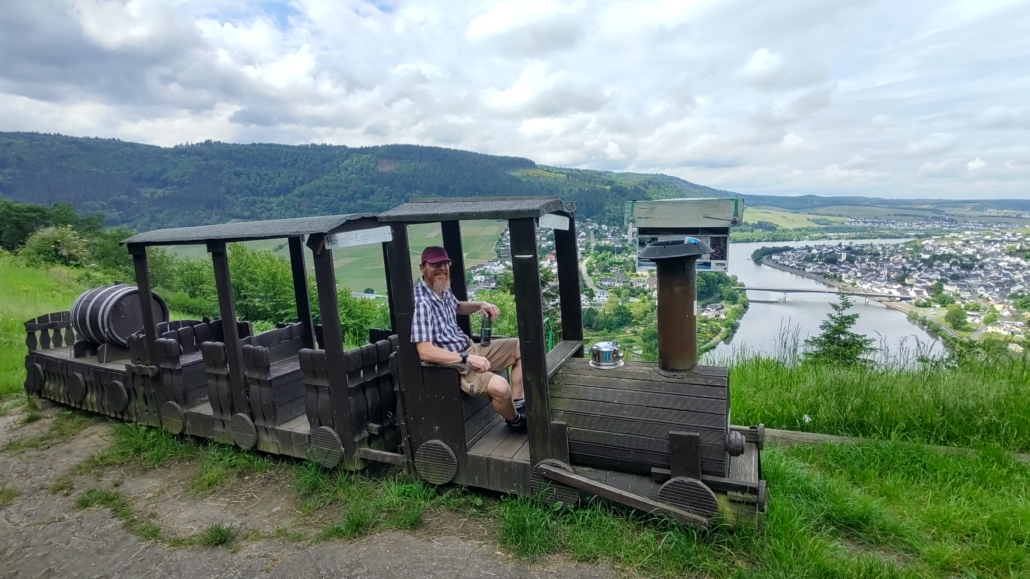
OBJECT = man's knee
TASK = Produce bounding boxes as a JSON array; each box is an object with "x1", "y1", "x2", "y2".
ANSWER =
[{"x1": 486, "y1": 375, "x2": 512, "y2": 400}]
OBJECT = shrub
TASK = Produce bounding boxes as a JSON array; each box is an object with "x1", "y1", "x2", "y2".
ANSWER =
[{"x1": 19, "y1": 226, "x2": 91, "y2": 267}]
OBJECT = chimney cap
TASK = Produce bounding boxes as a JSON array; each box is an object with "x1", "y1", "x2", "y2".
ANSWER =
[{"x1": 638, "y1": 238, "x2": 712, "y2": 261}]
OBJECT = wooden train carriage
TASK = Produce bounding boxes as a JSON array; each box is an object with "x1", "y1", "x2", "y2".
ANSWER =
[
  {"x1": 378, "y1": 197, "x2": 766, "y2": 526},
  {"x1": 118, "y1": 213, "x2": 407, "y2": 464}
]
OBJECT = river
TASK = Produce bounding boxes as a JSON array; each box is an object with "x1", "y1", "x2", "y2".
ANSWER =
[{"x1": 706, "y1": 239, "x2": 945, "y2": 363}]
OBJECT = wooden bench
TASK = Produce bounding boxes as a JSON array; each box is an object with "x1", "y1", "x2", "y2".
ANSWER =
[{"x1": 242, "y1": 322, "x2": 308, "y2": 428}]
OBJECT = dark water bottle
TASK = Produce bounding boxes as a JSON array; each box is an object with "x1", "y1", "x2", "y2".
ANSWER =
[{"x1": 481, "y1": 315, "x2": 493, "y2": 347}]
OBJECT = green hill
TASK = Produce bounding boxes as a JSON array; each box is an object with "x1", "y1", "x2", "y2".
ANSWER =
[{"x1": 0, "y1": 132, "x2": 730, "y2": 230}]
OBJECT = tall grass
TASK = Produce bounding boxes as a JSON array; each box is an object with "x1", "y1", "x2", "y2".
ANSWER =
[
  {"x1": 727, "y1": 325, "x2": 1030, "y2": 452},
  {"x1": 0, "y1": 253, "x2": 86, "y2": 399},
  {"x1": 496, "y1": 442, "x2": 1030, "y2": 578}
]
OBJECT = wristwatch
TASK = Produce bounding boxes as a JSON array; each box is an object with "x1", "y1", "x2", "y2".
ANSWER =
[{"x1": 460, "y1": 350, "x2": 468, "y2": 364}]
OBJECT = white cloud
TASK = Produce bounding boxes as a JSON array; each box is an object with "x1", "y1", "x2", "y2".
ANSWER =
[
  {"x1": 0, "y1": 0, "x2": 1027, "y2": 199},
  {"x1": 967, "y1": 157, "x2": 987, "y2": 170}
]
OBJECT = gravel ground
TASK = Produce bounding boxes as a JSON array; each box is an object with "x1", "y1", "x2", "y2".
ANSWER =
[{"x1": 0, "y1": 402, "x2": 616, "y2": 579}]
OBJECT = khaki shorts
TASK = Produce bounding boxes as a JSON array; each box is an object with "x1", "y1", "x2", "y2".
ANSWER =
[{"x1": 459, "y1": 338, "x2": 519, "y2": 397}]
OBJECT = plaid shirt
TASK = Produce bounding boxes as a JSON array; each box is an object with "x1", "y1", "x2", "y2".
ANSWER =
[{"x1": 411, "y1": 279, "x2": 471, "y2": 352}]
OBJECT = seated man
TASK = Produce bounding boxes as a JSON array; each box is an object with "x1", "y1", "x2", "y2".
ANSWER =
[{"x1": 411, "y1": 246, "x2": 526, "y2": 431}]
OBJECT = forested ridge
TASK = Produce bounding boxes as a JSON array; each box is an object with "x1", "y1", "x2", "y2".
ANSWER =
[{"x1": 0, "y1": 132, "x2": 730, "y2": 230}]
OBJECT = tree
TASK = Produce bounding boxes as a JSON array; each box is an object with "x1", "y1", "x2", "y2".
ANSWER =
[
  {"x1": 945, "y1": 304, "x2": 967, "y2": 330},
  {"x1": 930, "y1": 281, "x2": 944, "y2": 297},
  {"x1": 804, "y1": 294, "x2": 874, "y2": 365},
  {"x1": 583, "y1": 307, "x2": 597, "y2": 329}
]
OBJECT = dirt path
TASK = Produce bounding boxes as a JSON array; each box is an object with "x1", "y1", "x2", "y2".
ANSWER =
[{"x1": 0, "y1": 403, "x2": 616, "y2": 579}]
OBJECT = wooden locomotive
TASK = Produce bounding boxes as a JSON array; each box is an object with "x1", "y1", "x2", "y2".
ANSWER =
[{"x1": 24, "y1": 197, "x2": 766, "y2": 526}]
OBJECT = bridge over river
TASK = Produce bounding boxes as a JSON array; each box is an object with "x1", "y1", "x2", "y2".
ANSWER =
[{"x1": 736, "y1": 287, "x2": 916, "y2": 300}]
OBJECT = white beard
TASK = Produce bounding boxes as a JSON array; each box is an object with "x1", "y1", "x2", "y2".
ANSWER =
[{"x1": 430, "y1": 275, "x2": 450, "y2": 295}]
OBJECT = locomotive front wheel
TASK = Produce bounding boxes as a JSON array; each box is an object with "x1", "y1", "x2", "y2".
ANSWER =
[
  {"x1": 657, "y1": 477, "x2": 719, "y2": 519},
  {"x1": 531, "y1": 459, "x2": 580, "y2": 508}
]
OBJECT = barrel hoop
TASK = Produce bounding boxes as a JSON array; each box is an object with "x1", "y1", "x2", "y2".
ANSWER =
[
  {"x1": 83, "y1": 286, "x2": 110, "y2": 345},
  {"x1": 72, "y1": 287, "x2": 104, "y2": 344},
  {"x1": 97, "y1": 285, "x2": 134, "y2": 346}
]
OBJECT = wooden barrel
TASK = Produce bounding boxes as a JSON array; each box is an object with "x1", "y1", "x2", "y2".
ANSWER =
[
  {"x1": 71, "y1": 285, "x2": 169, "y2": 348},
  {"x1": 549, "y1": 358, "x2": 733, "y2": 478}
]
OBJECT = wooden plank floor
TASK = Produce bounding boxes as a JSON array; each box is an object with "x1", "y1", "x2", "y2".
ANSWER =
[
  {"x1": 34, "y1": 347, "x2": 129, "y2": 371},
  {"x1": 465, "y1": 421, "x2": 529, "y2": 493}
]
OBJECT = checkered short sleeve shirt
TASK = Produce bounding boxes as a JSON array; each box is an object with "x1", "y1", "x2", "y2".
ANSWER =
[{"x1": 411, "y1": 279, "x2": 471, "y2": 353}]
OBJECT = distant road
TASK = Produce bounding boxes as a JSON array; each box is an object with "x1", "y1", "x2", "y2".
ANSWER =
[{"x1": 580, "y1": 229, "x2": 600, "y2": 294}]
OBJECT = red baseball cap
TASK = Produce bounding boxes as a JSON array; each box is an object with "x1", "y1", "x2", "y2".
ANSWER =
[{"x1": 421, "y1": 246, "x2": 451, "y2": 264}]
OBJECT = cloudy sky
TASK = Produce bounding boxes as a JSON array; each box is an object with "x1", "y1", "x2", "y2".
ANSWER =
[{"x1": 1, "y1": 0, "x2": 1028, "y2": 199}]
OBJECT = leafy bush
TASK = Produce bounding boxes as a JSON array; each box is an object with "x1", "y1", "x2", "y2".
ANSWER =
[{"x1": 19, "y1": 226, "x2": 91, "y2": 267}]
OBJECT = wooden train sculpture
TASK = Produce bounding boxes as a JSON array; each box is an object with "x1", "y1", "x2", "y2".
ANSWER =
[{"x1": 24, "y1": 197, "x2": 767, "y2": 527}]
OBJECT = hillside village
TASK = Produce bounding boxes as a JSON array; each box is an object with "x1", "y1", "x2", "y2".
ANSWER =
[{"x1": 764, "y1": 231, "x2": 1030, "y2": 339}]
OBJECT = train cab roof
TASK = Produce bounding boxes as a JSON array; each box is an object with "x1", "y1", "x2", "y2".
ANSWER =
[
  {"x1": 378, "y1": 196, "x2": 575, "y2": 223},
  {"x1": 121, "y1": 213, "x2": 379, "y2": 247}
]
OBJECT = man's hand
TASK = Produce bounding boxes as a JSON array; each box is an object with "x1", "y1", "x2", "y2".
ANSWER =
[
  {"x1": 479, "y1": 302, "x2": 500, "y2": 320},
  {"x1": 467, "y1": 354, "x2": 491, "y2": 373}
]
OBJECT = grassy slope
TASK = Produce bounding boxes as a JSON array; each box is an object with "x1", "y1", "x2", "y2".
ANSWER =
[{"x1": 0, "y1": 253, "x2": 85, "y2": 400}]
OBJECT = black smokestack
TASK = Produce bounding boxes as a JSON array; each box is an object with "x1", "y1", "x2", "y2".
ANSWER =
[{"x1": 638, "y1": 238, "x2": 712, "y2": 374}]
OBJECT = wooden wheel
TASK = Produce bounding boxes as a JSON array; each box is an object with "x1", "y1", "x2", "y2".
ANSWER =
[
  {"x1": 531, "y1": 459, "x2": 580, "y2": 508},
  {"x1": 414, "y1": 440, "x2": 458, "y2": 485},
  {"x1": 657, "y1": 477, "x2": 719, "y2": 519},
  {"x1": 309, "y1": 426, "x2": 344, "y2": 469},
  {"x1": 106, "y1": 380, "x2": 128, "y2": 413},
  {"x1": 160, "y1": 401, "x2": 185, "y2": 435},
  {"x1": 231, "y1": 413, "x2": 257, "y2": 450},
  {"x1": 67, "y1": 372, "x2": 87, "y2": 404}
]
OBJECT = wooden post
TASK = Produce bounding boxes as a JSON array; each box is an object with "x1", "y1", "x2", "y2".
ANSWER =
[
  {"x1": 441, "y1": 220, "x2": 471, "y2": 337},
  {"x1": 670, "y1": 431, "x2": 702, "y2": 480},
  {"x1": 207, "y1": 241, "x2": 248, "y2": 415},
  {"x1": 509, "y1": 217, "x2": 553, "y2": 462},
  {"x1": 383, "y1": 223, "x2": 428, "y2": 446},
  {"x1": 288, "y1": 236, "x2": 316, "y2": 350},
  {"x1": 381, "y1": 242, "x2": 396, "y2": 332},
  {"x1": 553, "y1": 211, "x2": 583, "y2": 352},
  {"x1": 128, "y1": 243, "x2": 158, "y2": 366},
  {"x1": 307, "y1": 233, "x2": 357, "y2": 463}
]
